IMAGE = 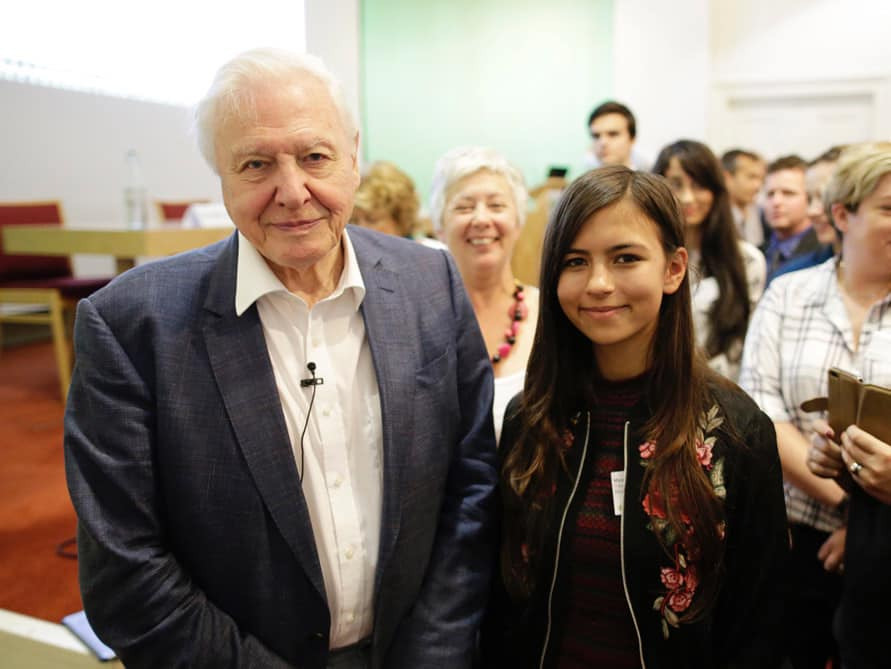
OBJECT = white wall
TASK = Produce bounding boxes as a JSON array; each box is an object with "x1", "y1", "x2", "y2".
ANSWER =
[
  {"x1": 711, "y1": 0, "x2": 891, "y2": 83},
  {"x1": 305, "y1": 0, "x2": 361, "y2": 147},
  {"x1": 612, "y1": 0, "x2": 711, "y2": 166},
  {"x1": 614, "y1": 0, "x2": 891, "y2": 165},
  {"x1": 0, "y1": 2, "x2": 357, "y2": 277},
  {"x1": 707, "y1": 0, "x2": 891, "y2": 159},
  {"x1": 0, "y1": 80, "x2": 220, "y2": 275}
]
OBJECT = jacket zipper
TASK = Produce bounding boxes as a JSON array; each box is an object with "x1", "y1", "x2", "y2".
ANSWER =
[
  {"x1": 620, "y1": 420, "x2": 647, "y2": 668},
  {"x1": 538, "y1": 412, "x2": 591, "y2": 669}
]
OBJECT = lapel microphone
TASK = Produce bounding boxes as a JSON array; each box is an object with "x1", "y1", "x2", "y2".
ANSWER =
[
  {"x1": 300, "y1": 361, "x2": 324, "y2": 387},
  {"x1": 298, "y1": 362, "x2": 322, "y2": 483}
]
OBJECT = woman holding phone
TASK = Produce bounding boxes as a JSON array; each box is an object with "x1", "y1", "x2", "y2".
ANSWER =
[{"x1": 781, "y1": 143, "x2": 891, "y2": 669}]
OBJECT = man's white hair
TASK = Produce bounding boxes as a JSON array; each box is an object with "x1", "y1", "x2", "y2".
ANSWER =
[
  {"x1": 429, "y1": 146, "x2": 528, "y2": 233},
  {"x1": 193, "y1": 48, "x2": 357, "y2": 173}
]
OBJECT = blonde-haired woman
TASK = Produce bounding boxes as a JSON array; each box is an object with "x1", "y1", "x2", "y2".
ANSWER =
[
  {"x1": 741, "y1": 142, "x2": 891, "y2": 669},
  {"x1": 430, "y1": 146, "x2": 538, "y2": 441},
  {"x1": 352, "y1": 161, "x2": 444, "y2": 250}
]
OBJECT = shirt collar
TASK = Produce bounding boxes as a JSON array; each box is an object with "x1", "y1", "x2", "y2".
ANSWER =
[
  {"x1": 801, "y1": 256, "x2": 891, "y2": 311},
  {"x1": 800, "y1": 256, "x2": 839, "y2": 307},
  {"x1": 767, "y1": 225, "x2": 812, "y2": 260},
  {"x1": 235, "y1": 228, "x2": 366, "y2": 316}
]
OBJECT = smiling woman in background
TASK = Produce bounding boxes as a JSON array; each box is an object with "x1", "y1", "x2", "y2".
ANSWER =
[
  {"x1": 653, "y1": 140, "x2": 766, "y2": 381},
  {"x1": 430, "y1": 147, "x2": 538, "y2": 441}
]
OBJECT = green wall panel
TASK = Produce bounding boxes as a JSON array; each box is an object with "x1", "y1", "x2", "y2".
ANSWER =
[{"x1": 360, "y1": 0, "x2": 613, "y2": 208}]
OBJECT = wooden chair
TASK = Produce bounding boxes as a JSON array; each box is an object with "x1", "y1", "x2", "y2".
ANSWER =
[
  {"x1": 0, "y1": 202, "x2": 111, "y2": 401},
  {"x1": 156, "y1": 200, "x2": 209, "y2": 222},
  {"x1": 511, "y1": 185, "x2": 563, "y2": 288}
]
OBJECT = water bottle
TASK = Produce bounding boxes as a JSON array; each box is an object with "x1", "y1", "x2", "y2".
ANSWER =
[{"x1": 124, "y1": 149, "x2": 148, "y2": 229}]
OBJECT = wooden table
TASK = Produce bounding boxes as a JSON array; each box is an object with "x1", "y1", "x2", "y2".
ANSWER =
[{"x1": 3, "y1": 224, "x2": 234, "y2": 274}]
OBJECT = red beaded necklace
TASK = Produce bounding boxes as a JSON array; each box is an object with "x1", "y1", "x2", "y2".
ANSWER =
[{"x1": 492, "y1": 282, "x2": 528, "y2": 365}]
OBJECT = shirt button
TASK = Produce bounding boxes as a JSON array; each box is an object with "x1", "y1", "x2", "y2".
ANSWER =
[
  {"x1": 322, "y1": 407, "x2": 331, "y2": 417},
  {"x1": 345, "y1": 611, "x2": 355, "y2": 623},
  {"x1": 312, "y1": 337, "x2": 321, "y2": 347},
  {"x1": 331, "y1": 474, "x2": 343, "y2": 489},
  {"x1": 345, "y1": 547, "x2": 355, "y2": 560}
]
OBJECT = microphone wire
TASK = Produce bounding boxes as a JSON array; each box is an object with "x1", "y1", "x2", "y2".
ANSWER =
[{"x1": 298, "y1": 363, "x2": 319, "y2": 483}]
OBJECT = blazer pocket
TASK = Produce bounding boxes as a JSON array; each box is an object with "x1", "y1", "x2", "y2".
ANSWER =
[
  {"x1": 411, "y1": 345, "x2": 458, "y2": 488},
  {"x1": 415, "y1": 345, "x2": 455, "y2": 388}
]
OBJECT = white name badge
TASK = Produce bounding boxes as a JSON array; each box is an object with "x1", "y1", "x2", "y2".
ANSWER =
[{"x1": 610, "y1": 470, "x2": 625, "y2": 516}]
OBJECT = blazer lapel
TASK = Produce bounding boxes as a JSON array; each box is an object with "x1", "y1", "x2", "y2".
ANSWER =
[
  {"x1": 351, "y1": 231, "x2": 416, "y2": 594},
  {"x1": 201, "y1": 235, "x2": 326, "y2": 601}
]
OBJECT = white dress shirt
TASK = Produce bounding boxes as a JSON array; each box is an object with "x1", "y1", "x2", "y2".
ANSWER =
[{"x1": 235, "y1": 230, "x2": 383, "y2": 648}]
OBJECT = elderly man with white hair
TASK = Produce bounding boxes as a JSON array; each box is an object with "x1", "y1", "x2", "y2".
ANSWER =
[{"x1": 64, "y1": 48, "x2": 497, "y2": 669}]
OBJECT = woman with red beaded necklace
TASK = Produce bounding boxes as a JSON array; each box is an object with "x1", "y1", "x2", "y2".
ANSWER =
[{"x1": 430, "y1": 147, "x2": 539, "y2": 442}]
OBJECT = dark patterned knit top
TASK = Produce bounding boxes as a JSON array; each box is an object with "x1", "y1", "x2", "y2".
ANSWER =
[{"x1": 553, "y1": 374, "x2": 644, "y2": 668}]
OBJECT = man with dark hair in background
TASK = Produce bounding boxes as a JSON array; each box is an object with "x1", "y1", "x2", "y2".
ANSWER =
[
  {"x1": 763, "y1": 155, "x2": 819, "y2": 282},
  {"x1": 722, "y1": 148, "x2": 768, "y2": 247},
  {"x1": 582, "y1": 100, "x2": 648, "y2": 171},
  {"x1": 770, "y1": 146, "x2": 848, "y2": 281}
]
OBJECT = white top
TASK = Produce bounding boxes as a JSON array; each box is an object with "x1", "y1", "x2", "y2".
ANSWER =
[
  {"x1": 493, "y1": 370, "x2": 525, "y2": 444},
  {"x1": 731, "y1": 203, "x2": 765, "y2": 248},
  {"x1": 740, "y1": 258, "x2": 891, "y2": 531},
  {"x1": 691, "y1": 240, "x2": 766, "y2": 381},
  {"x1": 416, "y1": 236, "x2": 448, "y2": 251},
  {"x1": 235, "y1": 230, "x2": 382, "y2": 649}
]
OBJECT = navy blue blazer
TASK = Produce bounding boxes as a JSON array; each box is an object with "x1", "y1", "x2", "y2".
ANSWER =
[{"x1": 64, "y1": 226, "x2": 498, "y2": 668}]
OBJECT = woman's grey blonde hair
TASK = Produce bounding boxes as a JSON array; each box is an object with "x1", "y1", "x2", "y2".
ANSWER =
[
  {"x1": 824, "y1": 142, "x2": 891, "y2": 215},
  {"x1": 429, "y1": 146, "x2": 528, "y2": 233}
]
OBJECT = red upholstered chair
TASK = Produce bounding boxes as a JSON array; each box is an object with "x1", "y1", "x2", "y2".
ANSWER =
[
  {"x1": 0, "y1": 201, "x2": 111, "y2": 401},
  {"x1": 156, "y1": 200, "x2": 209, "y2": 222}
]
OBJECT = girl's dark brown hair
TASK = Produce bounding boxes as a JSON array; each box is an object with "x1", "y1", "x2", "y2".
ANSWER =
[
  {"x1": 501, "y1": 165, "x2": 725, "y2": 619},
  {"x1": 652, "y1": 140, "x2": 751, "y2": 362}
]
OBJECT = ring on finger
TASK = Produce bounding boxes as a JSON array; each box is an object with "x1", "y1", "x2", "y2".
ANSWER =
[{"x1": 850, "y1": 461, "x2": 864, "y2": 476}]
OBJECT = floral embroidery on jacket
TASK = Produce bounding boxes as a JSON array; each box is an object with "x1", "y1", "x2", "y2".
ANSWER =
[{"x1": 639, "y1": 403, "x2": 727, "y2": 639}]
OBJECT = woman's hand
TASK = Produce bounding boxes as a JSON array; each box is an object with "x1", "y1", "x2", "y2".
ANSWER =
[
  {"x1": 839, "y1": 426, "x2": 891, "y2": 505},
  {"x1": 817, "y1": 526, "x2": 846, "y2": 573},
  {"x1": 807, "y1": 419, "x2": 845, "y2": 479}
]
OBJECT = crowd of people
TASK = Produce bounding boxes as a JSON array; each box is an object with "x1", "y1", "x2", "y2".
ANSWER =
[{"x1": 61, "y1": 47, "x2": 890, "y2": 669}]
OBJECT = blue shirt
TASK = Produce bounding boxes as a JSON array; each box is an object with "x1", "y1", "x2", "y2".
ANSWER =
[
  {"x1": 764, "y1": 226, "x2": 816, "y2": 281},
  {"x1": 769, "y1": 243, "x2": 834, "y2": 282}
]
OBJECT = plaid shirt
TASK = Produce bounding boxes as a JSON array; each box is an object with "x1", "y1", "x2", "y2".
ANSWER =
[{"x1": 740, "y1": 258, "x2": 891, "y2": 531}]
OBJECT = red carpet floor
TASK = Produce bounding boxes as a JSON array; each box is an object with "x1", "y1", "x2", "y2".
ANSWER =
[{"x1": 0, "y1": 340, "x2": 82, "y2": 621}]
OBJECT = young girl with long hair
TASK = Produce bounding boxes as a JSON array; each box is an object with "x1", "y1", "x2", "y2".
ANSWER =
[
  {"x1": 653, "y1": 140, "x2": 766, "y2": 380},
  {"x1": 481, "y1": 166, "x2": 788, "y2": 668}
]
